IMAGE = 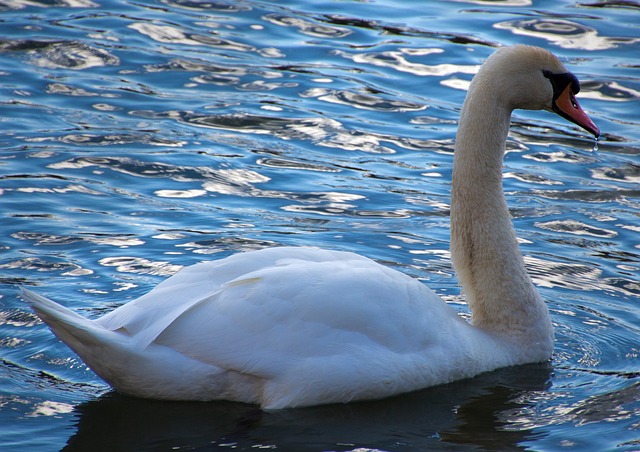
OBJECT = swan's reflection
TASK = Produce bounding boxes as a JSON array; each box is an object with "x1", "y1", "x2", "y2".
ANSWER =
[{"x1": 63, "y1": 363, "x2": 552, "y2": 451}]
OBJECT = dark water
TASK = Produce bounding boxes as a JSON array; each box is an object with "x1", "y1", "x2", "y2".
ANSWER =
[{"x1": 1, "y1": 0, "x2": 639, "y2": 450}]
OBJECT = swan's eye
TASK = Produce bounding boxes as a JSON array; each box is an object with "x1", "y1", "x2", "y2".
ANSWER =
[{"x1": 570, "y1": 95, "x2": 578, "y2": 109}]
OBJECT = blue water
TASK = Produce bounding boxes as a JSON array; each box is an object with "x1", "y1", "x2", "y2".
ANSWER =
[{"x1": 1, "y1": 0, "x2": 639, "y2": 450}]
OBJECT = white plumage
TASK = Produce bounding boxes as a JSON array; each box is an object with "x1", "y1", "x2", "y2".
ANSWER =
[
  {"x1": 22, "y1": 45, "x2": 599, "y2": 409},
  {"x1": 23, "y1": 248, "x2": 500, "y2": 408}
]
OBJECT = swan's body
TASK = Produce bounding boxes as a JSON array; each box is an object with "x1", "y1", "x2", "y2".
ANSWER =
[{"x1": 22, "y1": 45, "x2": 599, "y2": 409}]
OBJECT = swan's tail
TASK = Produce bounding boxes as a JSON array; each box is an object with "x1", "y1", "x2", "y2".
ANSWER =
[
  {"x1": 21, "y1": 287, "x2": 157, "y2": 390},
  {"x1": 19, "y1": 287, "x2": 132, "y2": 384},
  {"x1": 21, "y1": 287, "x2": 107, "y2": 347},
  {"x1": 21, "y1": 287, "x2": 227, "y2": 400}
]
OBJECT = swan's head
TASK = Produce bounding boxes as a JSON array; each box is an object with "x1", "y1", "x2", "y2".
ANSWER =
[{"x1": 480, "y1": 45, "x2": 600, "y2": 137}]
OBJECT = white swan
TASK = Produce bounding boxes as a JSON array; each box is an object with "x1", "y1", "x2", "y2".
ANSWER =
[{"x1": 22, "y1": 45, "x2": 599, "y2": 409}]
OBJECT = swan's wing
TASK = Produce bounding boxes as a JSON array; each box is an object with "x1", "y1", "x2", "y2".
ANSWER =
[
  {"x1": 144, "y1": 248, "x2": 465, "y2": 380},
  {"x1": 97, "y1": 263, "x2": 223, "y2": 350},
  {"x1": 96, "y1": 247, "x2": 379, "y2": 350}
]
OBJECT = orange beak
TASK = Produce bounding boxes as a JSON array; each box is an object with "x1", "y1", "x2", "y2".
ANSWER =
[{"x1": 553, "y1": 84, "x2": 600, "y2": 138}]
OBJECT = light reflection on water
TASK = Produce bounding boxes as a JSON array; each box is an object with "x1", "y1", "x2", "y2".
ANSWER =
[{"x1": 0, "y1": 0, "x2": 639, "y2": 450}]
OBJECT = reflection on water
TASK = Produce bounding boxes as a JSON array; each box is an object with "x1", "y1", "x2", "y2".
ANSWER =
[
  {"x1": 64, "y1": 364, "x2": 553, "y2": 451},
  {"x1": 494, "y1": 18, "x2": 640, "y2": 50},
  {"x1": 60, "y1": 365, "x2": 640, "y2": 451},
  {"x1": 335, "y1": 48, "x2": 479, "y2": 77},
  {"x1": 1, "y1": 0, "x2": 639, "y2": 450}
]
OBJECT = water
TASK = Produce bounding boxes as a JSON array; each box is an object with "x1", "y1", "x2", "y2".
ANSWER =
[{"x1": 1, "y1": 0, "x2": 638, "y2": 450}]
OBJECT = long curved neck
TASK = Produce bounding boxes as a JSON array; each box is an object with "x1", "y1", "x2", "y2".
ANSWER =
[{"x1": 450, "y1": 80, "x2": 545, "y2": 335}]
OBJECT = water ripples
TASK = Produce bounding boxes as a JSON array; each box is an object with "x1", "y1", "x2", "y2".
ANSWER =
[
  {"x1": 0, "y1": 0, "x2": 639, "y2": 450},
  {"x1": 494, "y1": 17, "x2": 640, "y2": 50}
]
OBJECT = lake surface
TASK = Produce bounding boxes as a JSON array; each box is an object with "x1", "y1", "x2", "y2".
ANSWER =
[{"x1": 1, "y1": 0, "x2": 639, "y2": 450}]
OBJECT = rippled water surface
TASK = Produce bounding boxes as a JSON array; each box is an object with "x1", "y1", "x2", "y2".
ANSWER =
[{"x1": 1, "y1": 0, "x2": 639, "y2": 450}]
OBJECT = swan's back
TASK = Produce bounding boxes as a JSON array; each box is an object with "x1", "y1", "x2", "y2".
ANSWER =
[{"x1": 97, "y1": 247, "x2": 440, "y2": 351}]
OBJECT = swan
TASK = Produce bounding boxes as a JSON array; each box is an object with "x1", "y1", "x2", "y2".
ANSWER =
[{"x1": 22, "y1": 45, "x2": 599, "y2": 409}]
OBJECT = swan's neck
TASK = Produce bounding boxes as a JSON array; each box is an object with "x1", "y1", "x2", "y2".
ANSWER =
[{"x1": 450, "y1": 82, "x2": 550, "y2": 338}]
